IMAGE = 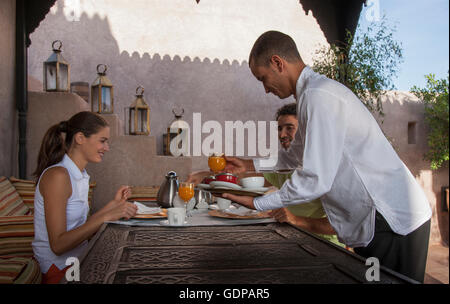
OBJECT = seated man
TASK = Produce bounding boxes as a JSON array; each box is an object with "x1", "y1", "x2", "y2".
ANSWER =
[{"x1": 263, "y1": 103, "x2": 344, "y2": 247}]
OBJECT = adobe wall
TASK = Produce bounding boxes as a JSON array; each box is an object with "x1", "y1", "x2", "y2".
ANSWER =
[
  {"x1": 0, "y1": 0, "x2": 16, "y2": 177},
  {"x1": 374, "y1": 92, "x2": 449, "y2": 245},
  {"x1": 26, "y1": 0, "x2": 328, "y2": 161}
]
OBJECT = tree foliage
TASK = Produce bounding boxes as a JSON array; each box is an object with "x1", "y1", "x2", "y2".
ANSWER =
[
  {"x1": 312, "y1": 16, "x2": 403, "y2": 117},
  {"x1": 411, "y1": 73, "x2": 449, "y2": 170}
]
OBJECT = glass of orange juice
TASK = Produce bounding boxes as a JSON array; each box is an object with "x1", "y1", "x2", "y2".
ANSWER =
[
  {"x1": 208, "y1": 153, "x2": 226, "y2": 173},
  {"x1": 178, "y1": 182, "x2": 195, "y2": 204}
]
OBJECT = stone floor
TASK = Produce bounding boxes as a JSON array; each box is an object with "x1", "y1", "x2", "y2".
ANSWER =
[{"x1": 424, "y1": 243, "x2": 449, "y2": 284}]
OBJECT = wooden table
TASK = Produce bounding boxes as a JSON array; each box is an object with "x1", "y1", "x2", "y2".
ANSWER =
[{"x1": 63, "y1": 219, "x2": 417, "y2": 284}]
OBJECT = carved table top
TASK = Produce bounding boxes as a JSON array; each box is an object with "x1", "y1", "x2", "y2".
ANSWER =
[{"x1": 64, "y1": 222, "x2": 416, "y2": 284}]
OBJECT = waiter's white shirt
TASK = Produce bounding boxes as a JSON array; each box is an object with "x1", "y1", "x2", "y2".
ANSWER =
[{"x1": 254, "y1": 66, "x2": 432, "y2": 247}]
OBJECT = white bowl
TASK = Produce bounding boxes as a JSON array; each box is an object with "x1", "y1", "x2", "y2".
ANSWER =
[{"x1": 240, "y1": 176, "x2": 265, "y2": 189}]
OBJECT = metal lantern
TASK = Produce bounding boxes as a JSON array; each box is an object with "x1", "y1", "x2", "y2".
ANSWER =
[
  {"x1": 129, "y1": 86, "x2": 150, "y2": 135},
  {"x1": 43, "y1": 40, "x2": 70, "y2": 92},
  {"x1": 163, "y1": 108, "x2": 190, "y2": 156},
  {"x1": 91, "y1": 64, "x2": 114, "y2": 113}
]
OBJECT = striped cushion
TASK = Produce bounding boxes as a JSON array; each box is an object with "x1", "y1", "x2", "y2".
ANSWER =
[
  {"x1": 0, "y1": 215, "x2": 34, "y2": 237},
  {"x1": 0, "y1": 257, "x2": 41, "y2": 284},
  {"x1": 88, "y1": 181, "x2": 96, "y2": 209},
  {"x1": 0, "y1": 215, "x2": 34, "y2": 258},
  {"x1": 129, "y1": 186, "x2": 159, "y2": 201},
  {"x1": 9, "y1": 177, "x2": 36, "y2": 212},
  {"x1": 0, "y1": 177, "x2": 30, "y2": 216},
  {"x1": 0, "y1": 238, "x2": 34, "y2": 258}
]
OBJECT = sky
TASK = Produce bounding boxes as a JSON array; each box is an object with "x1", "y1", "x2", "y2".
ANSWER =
[{"x1": 357, "y1": 0, "x2": 449, "y2": 91}]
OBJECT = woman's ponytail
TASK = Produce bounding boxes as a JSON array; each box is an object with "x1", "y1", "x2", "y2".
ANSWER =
[{"x1": 33, "y1": 121, "x2": 67, "y2": 180}]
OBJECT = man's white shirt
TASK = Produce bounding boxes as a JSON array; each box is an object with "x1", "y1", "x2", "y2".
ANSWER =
[{"x1": 253, "y1": 66, "x2": 432, "y2": 247}]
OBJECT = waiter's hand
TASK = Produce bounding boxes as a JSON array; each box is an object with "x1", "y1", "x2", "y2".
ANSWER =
[
  {"x1": 222, "y1": 193, "x2": 255, "y2": 210},
  {"x1": 224, "y1": 156, "x2": 253, "y2": 175},
  {"x1": 186, "y1": 170, "x2": 211, "y2": 185}
]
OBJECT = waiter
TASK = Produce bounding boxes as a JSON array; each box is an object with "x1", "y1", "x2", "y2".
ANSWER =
[{"x1": 223, "y1": 30, "x2": 432, "y2": 283}]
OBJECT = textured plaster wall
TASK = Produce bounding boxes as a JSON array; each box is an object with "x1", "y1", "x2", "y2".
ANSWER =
[
  {"x1": 374, "y1": 92, "x2": 449, "y2": 245},
  {"x1": 0, "y1": 0, "x2": 16, "y2": 177},
  {"x1": 27, "y1": 0, "x2": 329, "y2": 161}
]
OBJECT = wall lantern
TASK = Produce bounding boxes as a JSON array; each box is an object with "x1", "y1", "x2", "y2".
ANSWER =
[
  {"x1": 129, "y1": 86, "x2": 150, "y2": 135},
  {"x1": 43, "y1": 40, "x2": 70, "y2": 92},
  {"x1": 163, "y1": 108, "x2": 190, "y2": 156},
  {"x1": 91, "y1": 64, "x2": 114, "y2": 113}
]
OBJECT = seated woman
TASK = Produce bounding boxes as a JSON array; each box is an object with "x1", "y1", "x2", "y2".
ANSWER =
[{"x1": 32, "y1": 111, "x2": 137, "y2": 284}]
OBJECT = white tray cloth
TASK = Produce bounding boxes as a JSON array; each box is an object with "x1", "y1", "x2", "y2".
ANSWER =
[{"x1": 106, "y1": 208, "x2": 276, "y2": 227}]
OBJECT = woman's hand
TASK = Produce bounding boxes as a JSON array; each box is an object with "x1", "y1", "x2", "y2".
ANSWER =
[
  {"x1": 98, "y1": 185, "x2": 136, "y2": 221},
  {"x1": 102, "y1": 199, "x2": 137, "y2": 222},
  {"x1": 114, "y1": 185, "x2": 131, "y2": 202}
]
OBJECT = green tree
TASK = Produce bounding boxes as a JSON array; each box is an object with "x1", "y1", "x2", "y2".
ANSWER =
[
  {"x1": 313, "y1": 16, "x2": 403, "y2": 117},
  {"x1": 411, "y1": 73, "x2": 449, "y2": 170}
]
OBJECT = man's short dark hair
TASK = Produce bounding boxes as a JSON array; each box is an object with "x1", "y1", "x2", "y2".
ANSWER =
[
  {"x1": 249, "y1": 31, "x2": 302, "y2": 67},
  {"x1": 275, "y1": 103, "x2": 297, "y2": 121}
]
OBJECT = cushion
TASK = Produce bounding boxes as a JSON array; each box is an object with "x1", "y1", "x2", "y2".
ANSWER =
[
  {"x1": 88, "y1": 182, "x2": 96, "y2": 209},
  {"x1": 0, "y1": 257, "x2": 41, "y2": 284},
  {"x1": 0, "y1": 177, "x2": 30, "y2": 216},
  {"x1": 0, "y1": 215, "x2": 34, "y2": 238},
  {"x1": 129, "y1": 186, "x2": 159, "y2": 201},
  {"x1": 9, "y1": 177, "x2": 36, "y2": 212},
  {"x1": 0, "y1": 215, "x2": 34, "y2": 258}
]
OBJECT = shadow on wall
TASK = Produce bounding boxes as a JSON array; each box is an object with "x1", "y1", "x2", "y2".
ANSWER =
[{"x1": 28, "y1": 0, "x2": 284, "y2": 158}]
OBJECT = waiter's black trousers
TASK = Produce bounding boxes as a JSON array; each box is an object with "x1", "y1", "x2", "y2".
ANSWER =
[{"x1": 354, "y1": 211, "x2": 430, "y2": 283}]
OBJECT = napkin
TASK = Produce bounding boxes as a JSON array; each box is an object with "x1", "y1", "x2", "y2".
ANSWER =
[
  {"x1": 134, "y1": 202, "x2": 162, "y2": 214},
  {"x1": 196, "y1": 199, "x2": 209, "y2": 209},
  {"x1": 223, "y1": 205, "x2": 258, "y2": 216}
]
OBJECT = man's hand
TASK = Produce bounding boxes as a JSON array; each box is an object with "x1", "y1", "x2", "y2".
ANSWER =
[
  {"x1": 224, "y1": 156, "x2": 254, "y2": 175},
  {"x1": 186, "y1": 170, "x2": 211, "y2": 185},
  {"x1": 269, "y1": 208, "x2": 337, "y2": 235},
  {"x1": 269, "y1": 207, "x2": 298, "y2": 225},
  {"x1": 222, "y1": 193, "x2": 256, "y2": 210}
]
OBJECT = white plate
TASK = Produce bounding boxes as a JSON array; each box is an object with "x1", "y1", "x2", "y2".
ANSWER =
[
  {"x1": 241, "y1": 187, "x2": 269, "y2": 193},
  {"x1": 160, "y1": 219, "x2": 188, "y2": 226},
  {"x1": 196, "y1": 183, "x2": 211, "y2": 189},
  {"x1": 209, "y1": 204, "x2": 237, "y2": 210},
  {"x1": 210, "y1": 181, "x2": 242, "y2": 190},
  {"x1": 223, "y1": 207, "x2": 259, "y2": 217}
]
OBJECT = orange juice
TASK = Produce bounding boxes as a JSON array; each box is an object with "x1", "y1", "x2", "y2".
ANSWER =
[
  {"x1": 208, "y1": 155, "x2": 226, "y2": 172},
  {"x1": 179, "y1": 183, "x2": 194, "y2": 202}
]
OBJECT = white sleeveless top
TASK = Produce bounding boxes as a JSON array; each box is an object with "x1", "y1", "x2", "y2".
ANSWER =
[{"x1": 32, "y1": 154, "x2": 90, "y2": 273}]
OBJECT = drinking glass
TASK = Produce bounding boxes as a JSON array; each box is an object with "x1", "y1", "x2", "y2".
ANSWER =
[
  {"x1": 208, "y1": 153, "x2": 226, "y2": 173},
  {"x1": 178, "y1": 182, "x2": 195, "y2": 206}
]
